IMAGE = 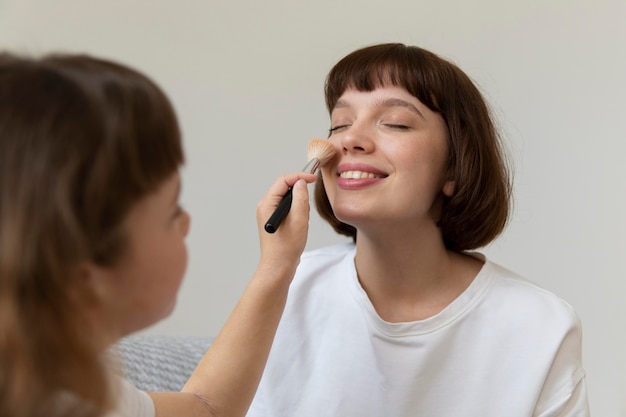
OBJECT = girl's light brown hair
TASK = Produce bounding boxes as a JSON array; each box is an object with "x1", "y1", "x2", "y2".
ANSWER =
[
  {"x1": 0, "y1": 53, "x2": 183, "y2": 417},
  {"x1": 315, "y1": 43, "x2": 512, "y2": 250}
]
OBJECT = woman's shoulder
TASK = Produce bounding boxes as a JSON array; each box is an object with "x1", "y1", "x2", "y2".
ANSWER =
[
  {"x1": 481, "y1": 258, "x2": 582, "y2": 330},
  {"x1": 299, "y1": 241, "x2": 356, "y2": 266},
  {"x1": 303, "y1": 241, "x2": 355, "y2": 255},
  {"x1": 289, "y1": 242, "x2": 356, "y2": 289}
]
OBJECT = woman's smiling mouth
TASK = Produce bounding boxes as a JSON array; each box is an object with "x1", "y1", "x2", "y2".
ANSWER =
[
  {"x1": 335, "y1": 164, "x2": 388, "y2": 189},
  {"x1": 339, "y1": 170, "x2": 386, "y2": 179}
]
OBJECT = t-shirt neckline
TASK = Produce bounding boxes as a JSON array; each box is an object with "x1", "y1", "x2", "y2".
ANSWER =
[{"x1": 345, "y1": 248, "x2": 495, "y2": 337}]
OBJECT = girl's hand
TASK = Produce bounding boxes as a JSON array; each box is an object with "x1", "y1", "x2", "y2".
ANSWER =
[{"x1": 255, "y1": 173, "x2": 317, "y2": 277}]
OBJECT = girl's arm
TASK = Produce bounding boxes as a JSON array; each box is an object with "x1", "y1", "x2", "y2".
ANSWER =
[{"x1": 149, "y1": 172, "x2": 317, "y2": 417}]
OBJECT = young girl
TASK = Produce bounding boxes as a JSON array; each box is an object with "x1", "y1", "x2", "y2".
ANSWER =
[
  {"x1": 246, "y1": 43, "x2": 589, "y2": 416},
  {"x1": 0, "y1": 52, "x2": 317, "y2": 417}
]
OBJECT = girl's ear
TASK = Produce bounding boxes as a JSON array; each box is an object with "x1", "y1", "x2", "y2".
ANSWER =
[
  {"x1": 70, "y1": 262, "x2": 120, "y2": 348},
  {"x1": 74, "y1": 261, "x2": 113, "y2": 304},
  {"x1": 442, "y1": 180, "x2": 455, "y2": 197}
]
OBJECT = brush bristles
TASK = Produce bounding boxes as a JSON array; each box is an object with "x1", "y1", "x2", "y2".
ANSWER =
[{"x1": 307, "y1": 138, "x2": 336, "y2": 166}]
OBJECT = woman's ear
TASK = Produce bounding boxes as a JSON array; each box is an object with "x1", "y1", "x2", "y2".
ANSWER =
[{"x1": 442, "y1": 180, "x2": 455, "y2": 197}]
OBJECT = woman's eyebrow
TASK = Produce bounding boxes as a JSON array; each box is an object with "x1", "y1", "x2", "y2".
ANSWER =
[
  {"x1": 332, "y1": 97, "x2": 425, "y2": 120},
  {"x1": 377, "y1": 98, "x2": 424, "y2": 119},
  {"x1": 332, "y1": 99, "x2": 350, "y2": 110}
]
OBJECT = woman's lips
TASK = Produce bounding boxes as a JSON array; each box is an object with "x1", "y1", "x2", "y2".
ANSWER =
[{"x1": 336, "y1": 163, "x2": 387, "y2": 189}]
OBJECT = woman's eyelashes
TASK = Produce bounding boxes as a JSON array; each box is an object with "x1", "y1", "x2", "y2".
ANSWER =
[
  {"x1": 383, "y1": 123, "x2": 410, "y2": 130},
  {"x1": 329, "y1": 124, "x2": 350, "y2": 134},
  {"x1": 329, "y1": 121, "x2": 411, "y2": 135}
]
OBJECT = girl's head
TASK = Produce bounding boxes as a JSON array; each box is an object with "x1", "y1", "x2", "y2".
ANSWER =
[
  {"x1": 315, "y1": 43, "x2": 511, "y2": 251},
  {"x1": 0, "y1": 52, "x2": 184, "y2": 416}
]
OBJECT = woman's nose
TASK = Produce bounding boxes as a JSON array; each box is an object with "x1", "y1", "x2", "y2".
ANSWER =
[{"x1": 340, "y1": 123, "x2": 374, "y2": 154}]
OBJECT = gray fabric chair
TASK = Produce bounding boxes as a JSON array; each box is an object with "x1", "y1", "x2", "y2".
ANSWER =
[{"x1": 111, "y1": 335, "x2": 213, "y2": 392}]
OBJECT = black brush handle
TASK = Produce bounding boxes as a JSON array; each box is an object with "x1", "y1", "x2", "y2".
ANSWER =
[{"x1": 264, "y1": 187, "x2": 293, "y2": 233}]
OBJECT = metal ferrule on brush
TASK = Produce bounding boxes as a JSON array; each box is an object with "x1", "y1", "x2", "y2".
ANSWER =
[{"x1": 302, "y1": 157, "x2": 320, "y2": 174}]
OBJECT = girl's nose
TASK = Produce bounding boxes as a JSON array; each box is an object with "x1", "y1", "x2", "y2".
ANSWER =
[{"x1": 180, "y1": 210, "x2": 191, "y2": 238}]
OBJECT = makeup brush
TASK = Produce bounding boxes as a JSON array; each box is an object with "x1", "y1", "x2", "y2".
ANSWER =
[{"x1": 264, "y1": 138, "x2": 336, "y2": 233}]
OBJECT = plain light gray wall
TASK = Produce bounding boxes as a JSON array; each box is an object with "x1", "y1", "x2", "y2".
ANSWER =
[{"x1": 2, "y1": 0, "x2": 624, "y2": 415}]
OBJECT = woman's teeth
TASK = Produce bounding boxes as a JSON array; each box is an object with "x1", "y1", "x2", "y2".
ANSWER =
[{"x1": 339, "y1": 170, "x2": 383, "y2": 179}]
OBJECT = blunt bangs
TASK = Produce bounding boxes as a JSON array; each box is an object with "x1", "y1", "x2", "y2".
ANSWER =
[{"x1": 325, "y1": 43, "x2": 443, "y2": 115}]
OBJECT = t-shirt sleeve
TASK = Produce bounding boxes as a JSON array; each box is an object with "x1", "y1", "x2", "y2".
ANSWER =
[
  {"x1": 113, "y1": 377, "x2": 156, "y2": 417},
  {"x1": 534, "y1": 311, "x2": 590, "y2": 417},
  {"x1": 535, "y1": 371, "x2": 589, "y2": 417}
]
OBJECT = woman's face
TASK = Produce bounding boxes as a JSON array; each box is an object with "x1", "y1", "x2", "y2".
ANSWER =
[
  {"x1": 321, "y1": 85, "x2": 454, "y2": 232},
  {"x1": 92, "y1": 172, "x2": 191, "y2": 337}
]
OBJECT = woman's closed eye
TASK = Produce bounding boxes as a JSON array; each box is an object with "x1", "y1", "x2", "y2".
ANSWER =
[
  {"x1": 383, "y1": 123, "x2": 410, "y2": 130},
  {"x1": 328, "y1": 124, "x2": 351, "y2": 134}
]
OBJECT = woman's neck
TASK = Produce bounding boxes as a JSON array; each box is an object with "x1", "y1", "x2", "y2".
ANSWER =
[{"x1": 354, "y1": 227, "x2": 482, "y2": 322}]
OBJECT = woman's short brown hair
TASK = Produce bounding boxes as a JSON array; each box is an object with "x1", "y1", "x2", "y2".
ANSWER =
[
  {"x1": 0, "y1": 53, "x2": 183, "y2": 417},
  {"x1": 315, "y1": 43, "x2": 512, "y2": 251}
]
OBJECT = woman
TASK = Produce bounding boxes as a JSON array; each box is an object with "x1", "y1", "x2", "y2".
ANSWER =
[
  {"x1": 246, "y1": 43, "x2": 589, "y2": 416},
  {"x1": 0, "y1": 52, "x2": 317, "y2": 417}
]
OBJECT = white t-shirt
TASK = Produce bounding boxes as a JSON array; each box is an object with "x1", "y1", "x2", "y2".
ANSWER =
[
  {"x1": 247, "y1": 243, "x2": 589, "y2": 417},
  {"x1": 107, "y1": 378, "x2": 155, "y2": 417},
  {"x1": 55, "y1": 377, "x2": 154, "y2": 417}
]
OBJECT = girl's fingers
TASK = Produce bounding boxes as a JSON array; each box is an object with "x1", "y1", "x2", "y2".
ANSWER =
[
  {"x1": 288, "y1": 179, "x2": 310, "y2": 216},
  {"x1": 257, "y1": 173, "x2": 317, "y2": 220}
]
